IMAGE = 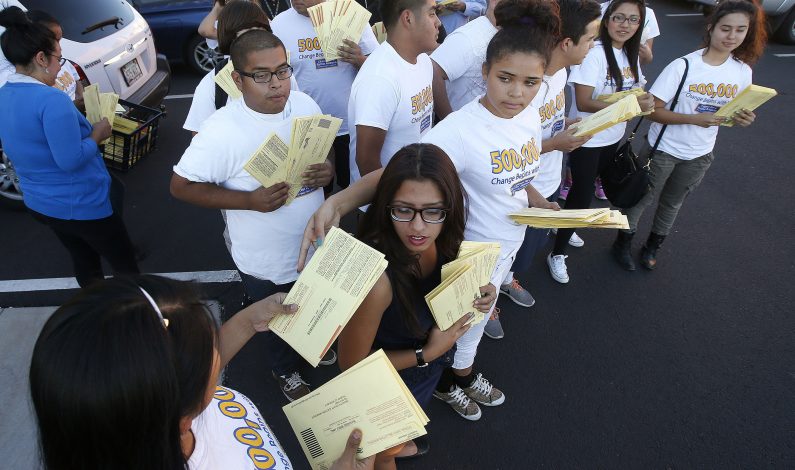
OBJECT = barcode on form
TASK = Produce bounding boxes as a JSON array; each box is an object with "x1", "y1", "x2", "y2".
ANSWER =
[{"x1": 300, "y1": 428, "x2": 325, "y2": 458}]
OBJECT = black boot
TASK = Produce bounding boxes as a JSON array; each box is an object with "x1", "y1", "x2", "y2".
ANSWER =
[
  {"x1": 640, "y1": 233, "x2": 666, "y2": 270},
  {"x1": 612, "y1": 230, "x2": 636, "y2": 271}
]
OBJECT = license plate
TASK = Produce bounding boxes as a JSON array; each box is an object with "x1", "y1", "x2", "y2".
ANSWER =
[{"x1": 121, "y1": 58, "x2": 142, "y2": 86}]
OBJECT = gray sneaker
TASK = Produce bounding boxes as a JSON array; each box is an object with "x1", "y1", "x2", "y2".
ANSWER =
[
  {"x1": 272, "y1": 371, "x2": 311, "y2": 402},
  {"x1": 462, "y1": 373, "x2": 505, "y2": 407},
  {"x1": 499, "y1": 279, "x2": 536, "y2": 307},
  {"x1": 433, "y1": 385, "x2": 482, "y2": 421},
  {"x1": 318, "y1": 348, "x2": 337, "y2": 366},
  {"x1": 483, "y1": 309, "x2": 504, "y2": 340}
]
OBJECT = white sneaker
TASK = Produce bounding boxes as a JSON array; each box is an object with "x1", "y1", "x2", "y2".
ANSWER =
[
  {"x1": 568, "y1": 232, "x2": 584, "y2": 248},
  {"x1": 547, "y1": 253, "x2": 569, "y2": 283}
]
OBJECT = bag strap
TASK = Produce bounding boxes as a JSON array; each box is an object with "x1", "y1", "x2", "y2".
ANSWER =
[
  {"x1": 214, "y1": 57, "x2": 230, "y2": 110},
  {"x1": 649, "y1": 57, "x2": 690, "y2": 156}
]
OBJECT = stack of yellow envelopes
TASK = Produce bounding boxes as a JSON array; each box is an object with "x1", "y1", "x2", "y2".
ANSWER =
[
  {"x1": 269, "y1": 227, "x2": 387, "y2": 367},
  {"x1": 597, "y1": 87, "x2": 646, "y2": 104},
  {"x1": 715, "y1": 84, "x2": 777, "y2": 127},
  {"x1": 425, "y1": 241, "x2": 500, "y2": 331},
  {"x1": 308, "y1": 0, "x2": 371, "y2": 61},
  {"x1": 244, "y1": 114, "x2": 342, "y2": 204},
  {"x1": 571, "y1": 94, "x2": 643, "y2": 137},
  {"x1": 509, "y1": 208, "x2": 629, "y2": 229},
  {"x1": 283, "y1": 349, "x2": 428, "y2": 469},
  {"x1": 371, "y1": 21, "x2": 387, "y2": 43},
  {"x1": 84, "y1": 84, "x2": 120, "y2": 144}
]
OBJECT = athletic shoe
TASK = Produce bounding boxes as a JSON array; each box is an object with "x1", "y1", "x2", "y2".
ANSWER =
[
  {"x1": 568, "y1": 232, "x2": 585, "y2": 248},
  {"x1": 559, "y1": 180, "x2": 571, "y2": 200},
  {"x1": 483, "y1": 308, "x2": 504, "y2": 340},
  {"x1": 433, "y1": 385, "x2": 482, "y2": 421},
  {"x1": 272, "y1": 371, "x2": 311, "y2": 402},
  {"x1": 499, "y1": 279, "x2": 536, "y2": 307},
  {"x1": 462, "y1": 373, "x2": 505, "y2": 406},
  {"x1": 547, "y1": 253, "x2": 570, "y2": 284},
  {"x1": 550, "y1": 228, "x2": 584, "y2": 248},
  {"x1": 594, "y1": 178, "x2": 608, "y2": 200},
  {"x1": 318, "y1": 348, "x2": 337, "y2": 366}
]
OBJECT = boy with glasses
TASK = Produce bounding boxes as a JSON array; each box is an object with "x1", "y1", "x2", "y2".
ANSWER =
[{"x1": 170, "y1": 29, "x2": 334, "y2": 402}]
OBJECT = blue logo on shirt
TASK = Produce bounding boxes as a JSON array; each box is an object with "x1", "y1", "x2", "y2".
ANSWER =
[
  {"x1": 315, "y1": 59, "x2": 338, "y2": 69},
  {"x1": 695, "y1": 104, "x2": 721, "y2": 114},
  {"x1": 420, "y1": 115, "x2": 431, "y2": 133}
]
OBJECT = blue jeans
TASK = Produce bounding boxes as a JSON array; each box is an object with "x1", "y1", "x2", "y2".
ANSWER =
[{"x1": 238, "y1": 271, "x2": 305, "y2": 376}]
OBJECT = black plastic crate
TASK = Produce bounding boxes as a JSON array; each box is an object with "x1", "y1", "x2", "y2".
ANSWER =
[{"x1": 101, "y1": 100, "x2": 164, "y2": 171}]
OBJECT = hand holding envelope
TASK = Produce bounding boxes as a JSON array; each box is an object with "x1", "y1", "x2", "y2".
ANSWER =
[{"x1": 283, "y1": 350, "x2": 428, "y2": 469}]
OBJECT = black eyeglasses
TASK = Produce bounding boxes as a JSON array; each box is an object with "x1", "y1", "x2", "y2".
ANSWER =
[
  {"x1": 48, "y1": 54, "x2": 67, "y2": 66},
  {"x1": 610, "y1": 13, "x2": 641, "y2": 25},
  {"x1": 388, "y1": 206, "x2": 448, "y2": 224},
  {"x1": 235, "y1": 65, "x2": 293, "y2": 83}
]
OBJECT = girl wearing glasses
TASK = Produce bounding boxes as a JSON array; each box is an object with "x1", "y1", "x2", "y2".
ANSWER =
[
  {"x1": 0, "y1": 7, "x2": 139, "y2": 287},
  {"x1": 618, "y1": 0, "x2": 767, "y2": 270},
  {"x1": 338, "y1": 144, "x2": 478, "y2": 464},
  {"x1": 547, "y1": 0, "x2": 655, "y2": 284},
  {"x1": 301, "y1": 0, "x2": 561, "y2": 429}
]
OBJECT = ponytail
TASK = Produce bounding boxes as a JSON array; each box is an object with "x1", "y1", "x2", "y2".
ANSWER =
[{"x1": 0, "y1": 6, "x2": 57, "y2": 66}]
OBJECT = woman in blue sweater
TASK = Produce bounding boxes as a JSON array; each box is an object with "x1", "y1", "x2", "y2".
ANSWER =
[{"x1": 0, "y1": 7, "x2": 138, "y2": 287}]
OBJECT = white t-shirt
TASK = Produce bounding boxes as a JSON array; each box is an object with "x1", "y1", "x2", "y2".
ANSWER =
[
  {"x1": 183, "y1": 57, "x2": 300, "y2": 133},
  {"x1": 568, "y1": 43, "x2": 645, "y2": 147},
  {"x1": 189, "y1": 386, "x2": 292, "y2": 470},
  {"x1": 599, "y1": 3, "x2": 660, "y2": 44},
  {"x1": 648, "y1": 49, "x2": 752, "y2": 160},
  {"x1": 431, "y1": 16, "x2": 496, "y2": 112},
  {"x1": 348, "y1": 41, "x2": 434, "y2": 183},
  {"x1": 206, "y1": 20, "x2": 219, "y2": 50},
  {"x1": 530, "y1": 69, "x2": 568, "y2": 198},
  {"x1": 0, "y1": 0, "x2": 25, "y2": 88},
  {"x1": 422, "y1": 97, "x2": 542, "y2": 286},
  {"x1": 271, "y1": 8, "x2": 378, "y2": 136},
  {"x1": 54, "y1": 61, "x2": 80, "y2": 101},
  {"x1": 174, "y1": 92, "x2": 324, "y2": 283}
]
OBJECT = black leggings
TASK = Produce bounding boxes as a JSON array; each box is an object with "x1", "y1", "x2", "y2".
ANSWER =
[
  {"x1": 30, "y1": 209, "x2": 139, "y2": 288},
  {"x1": 552, "y1": 142, "x2": 620, "y2": 256}
]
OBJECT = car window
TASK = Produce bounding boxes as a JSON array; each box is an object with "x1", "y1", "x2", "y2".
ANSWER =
[{"x1": 19, "y1": 0, "x2": 136, "y2": 43}]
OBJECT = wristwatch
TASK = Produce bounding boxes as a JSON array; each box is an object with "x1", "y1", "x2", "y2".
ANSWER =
[{"x1": 415, "y1": 348, "x2": 428, "y2": 368}]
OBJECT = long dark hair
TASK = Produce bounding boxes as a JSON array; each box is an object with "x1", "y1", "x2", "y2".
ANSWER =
[
  {"x1": 703, "y1": 0, "x2": 767, "y2": 65},
  {"x1": 600, "y1": 0, "x2": 645, "y2": 91},
  {"x1": 490, "y1": 0, "x2": 562, "y2": 67},
  {"x1": 0, "y1": 6, "x2": 56, "y2": 66},
  {"x1": 29, "y1": 275, "x2": 217, "y2": 470},
  {"x1": 357, "y1": 144, "x2": 467, "y2": 335}
]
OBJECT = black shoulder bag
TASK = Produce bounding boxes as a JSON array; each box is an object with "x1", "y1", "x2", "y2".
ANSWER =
[
  {"x1": 601, "y1": 57, "x2": 690, "y2": 209},
  {"x1": 214, "y1": 57, "x2": 230, "y2": 110}
]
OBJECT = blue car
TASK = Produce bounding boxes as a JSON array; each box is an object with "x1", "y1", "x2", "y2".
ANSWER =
[{"x1": 130, "y1": 0, "x2": 217, "y2": 74}]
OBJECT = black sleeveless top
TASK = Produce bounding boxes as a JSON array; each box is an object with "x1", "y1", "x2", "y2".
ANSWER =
[{"x1": 372, "y1": 256, "x2": 445, "y2": 351}]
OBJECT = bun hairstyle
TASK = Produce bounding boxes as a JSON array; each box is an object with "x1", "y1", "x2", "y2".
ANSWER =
[
  {"x1": 217, "y1": 0, "x2": 271, "y2": 56},
  {"x1": 30, "y1": 275, "x2": 218, "y2": 470},
  {"x1": 487, "y1": 0, "x2": 562, "y2": 69},
  {"x1": 600, "y1": 0, "x2": 645, "y2": 91},
  {"x1": 704, "y1": 0, "x2": 767, "y2": 65},
  {"x1": 0, "y1": 6, "x2": 57, "y2": 66},
  {"x1": 358, "y1": 144, "x2": 467, "y2": 336}
]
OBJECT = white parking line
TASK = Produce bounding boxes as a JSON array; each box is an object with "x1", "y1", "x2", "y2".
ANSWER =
[
  {"x1": 0, "y1": 270, "x2": 242, "y2": 293},
  {"x1": 665, "y1": 13, "x2": 704, "y2": 16},
  {"x1": 164, "y1": 93, "x2": 194, "y2": 100},
  {"x1": 774, "y1": 54, "x2": 795, "y2": 57}
]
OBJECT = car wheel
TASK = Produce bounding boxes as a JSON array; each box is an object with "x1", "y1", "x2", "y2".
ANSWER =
[
  {"x1": 0, "y1": 149, "x2": 25, "y2": 210},
  {"x1": 186, "y1": 34, "x2": 218, "y2": 74},
  {"x1": 775, "y1": 8, "x2": 795, "y2": 45}
]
